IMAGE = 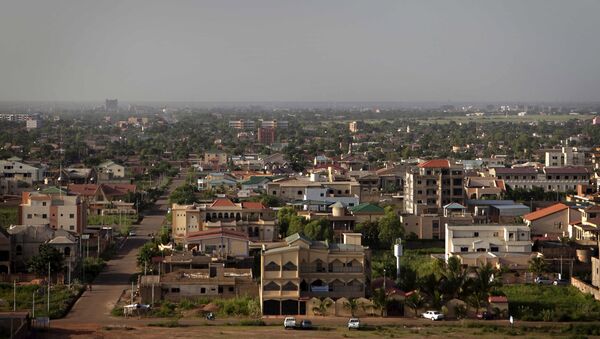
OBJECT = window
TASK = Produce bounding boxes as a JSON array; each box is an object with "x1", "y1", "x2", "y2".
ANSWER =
[
  {"x1": 228, "y1": 287, "x2": 234, "y2": 292},
  {"x1": 27, "y1": 214, "x2": 32, "y2": 219},
  {"x1": 42, "y1": 202, "x2": 46, "y2": 206},
  {"x1": 16, "y1": 245, "x2": 22, "y2": 256},
  {"x1": 69, "y1": 214, "x2": 74, "y2": 219},
  {"x1": 263, "y1": 282, "x2": 280, "y2": 291},
  {"x1": 170, "y1": 288, "x2": 180, "y2": 293},
  {"x1": 42, "y1": 214, "x2": 47, "y2": 219},
  {"x1": 201, "y1": 288, "x2": 206, "y2": 294},
  {"x1": 265, "y1": 262, "x2": 281, "y2": 271},
  {"x1": 474, "y1": 232, "x2": 479, "y2": 237},
  {"x1": 282, "y1": 262, "x2": 297, "y2": 271},
  {"x1": 272, "y1": 191, "x2": 277, "y2": 195},
  {"x1": 490, "y1": 246, "x2": 499, "y2": 252},
  {"x1": 460, "y1": 247, "x2": 468, "y2": 252},
  {"x1": 297, "y1": 190, "x2": 302, "y2": 195},
  {"x1": 493, "y1": 232, "x2": 499, "y2": 237},
  {"x1": 70, "y1": 225, "x2": 75, "y2": 230}
]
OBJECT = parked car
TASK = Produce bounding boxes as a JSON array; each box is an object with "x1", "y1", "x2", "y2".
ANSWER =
[
  {"x1": 128, "y1": 230, "x2": 137, "y2": 237},
  {"x1": 300, "y1": 320, "x2": 313, "y2": 330},
  {"x1": 553, "y1": 278, "x2": 569, "y2": 285},
  {"x1": 348, "y1": 318, "x2": 360, "y2": 330},
  {"x1": 283, "y1": 317, "x2": 296, "y2": 329},
  {"x1": 534, "y1": 276, "x2": 553, "y2": 285},
  {"x1": 477, "y1": 311, "x2": 495, "y2": 320},
  {"x1": 422, "y1": 310, "x2": 444, "y2": 320}
]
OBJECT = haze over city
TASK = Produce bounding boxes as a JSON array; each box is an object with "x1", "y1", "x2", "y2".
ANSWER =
[{"x1": 2, "y1": 0, "x2": 600, "y2": 103}]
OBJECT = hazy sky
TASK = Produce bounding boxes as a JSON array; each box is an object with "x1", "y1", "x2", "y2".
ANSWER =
[{"x1": 1, "y1": 0, "x2": 599, "y2": 102}]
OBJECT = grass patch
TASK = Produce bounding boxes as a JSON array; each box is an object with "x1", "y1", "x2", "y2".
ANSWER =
[
  {"x1": 0, "y1": 207, "x2": 17, "y2": 230},
  {"x1": 238, "y1": 319, "x2": 266, "y2": 326},
  {"x1": 111, "y1": 306, "x2": 124, "y2": 317},
  {"x1": 501, "y1": 284, "x2": 600, "y2": 321},
  {"x1": 0, "y1": 283, "x2": 84, "y2": 319}
]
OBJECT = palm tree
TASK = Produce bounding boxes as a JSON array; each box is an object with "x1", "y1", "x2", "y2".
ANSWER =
[
  {"x1": 528, "y1": 256, "x2": 548, "y2": 278},
  {"x1": 311, "y1": 298, "x2": 333, "y2": 316},
  {"x1": 405, "y1": 291, "x2": 426, "y2": 317},
  {"x1": 371, "y1": 288, "x2": 389, "y2": 317},
  {"x1": 467, "y1": 263, "x2": 501, "y2": 314},
  {"x1": 344, "y1": 298, "x2": 363, "y2": 317},
  {"x1": 439, "y1": 256, "x2": 468, "y2": 301}
]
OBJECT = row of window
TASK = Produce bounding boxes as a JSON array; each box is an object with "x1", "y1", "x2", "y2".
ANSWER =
[{"x1": 26, "y1": 213, "x2": 75, "y2": 219}]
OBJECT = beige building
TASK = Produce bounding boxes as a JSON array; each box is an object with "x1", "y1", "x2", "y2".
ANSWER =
[
  {"x1": 465, "y1": 176, "x2": 506, "y2": 200},
  {"x1": 184, "y1": 228, "x2": 250, "y2": 259},
  {"x1": 139, "y1": 264, "x2": 257, "y2": 303},
  {"x1": 489, "y1": 166, "x2": 590, "y2": 192},
  {"x1": 97, "y1": 160, "x2": 126, "y2": 179},
  {"x1": 545, "y1": 147, "x2": 586, "y2": 167},
  {"x1": 171, "y1": 199, "x2": 277, "y2": 243},
  {"x1": 260, "y1": 233, "x2": 371, "y2": 316},
  {"x1": 0, "y1": 158, "x2": 46, "y2": 185},
  {"x1": 401, "y1": 203, "x2": 473, "y2": 239},
  {"x1": 266, "y1": 177, "x2": 360, "y2": 205},
  {"x1": 19, "y1": 191, "x2": 87, "y2": 234},
  {"x1": 523, "y1": 203, "x2": 580, "y2": 238},
  {"x1": 445, "y1": 224, "x2": 532, "y2": 267},
  {"x1": 404, "y1": 159, "x2": 464, "y2": 215},
  {"x1": 203, "y1": 151, "x2": 228, "y2": 167}
]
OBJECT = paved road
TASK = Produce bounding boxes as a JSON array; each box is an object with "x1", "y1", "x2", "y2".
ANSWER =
[{"x1": 57, "y1": 177, "x2": 183, "y2": 324}]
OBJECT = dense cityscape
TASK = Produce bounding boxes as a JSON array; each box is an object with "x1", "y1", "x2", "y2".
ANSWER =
[{"x1": 2, "y1": 1, "x2": 600, "y2": 338}]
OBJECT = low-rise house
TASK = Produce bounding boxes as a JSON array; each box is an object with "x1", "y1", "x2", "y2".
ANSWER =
[
  {"x1": 348, "y1": 203, "x2": 385, "y2": 223},
  {"x1": 139, "y1": 264, "x2": 256, "y2": 304},
  {"x1": 67, "y1": 183, "x2": 136, "y2": 216},
  {"x1": 465, "y1": 176, "x2": 506, "y2": 199},
  {"x1": 466, "y1": 199, "x2": 530, "y2": 223},
  {"x1": 401, "y1": 203, "x2": 473, "y2": 239},
  {"x1": 523, "y1": 203, "x2": 581, "y2": 238},
  {"x1": 267, "y1": 177, "x2": 360, "y2": 209},
  {"x1": 7, "y1": 224, "x2": 79, "y2": 272},
  {"x1": 97, "y1": 160, "x2": 126, "y2": 179},
  {"x1": 0, "y1": 158, "x2": 47, "y2": 185},
  {"x1": 60, "y1": 167, "x2": 96, "y2": 185},
  {"x1": 184, "y1": 228, "x2": 250, "y2": 259},
  {"x1": 570, "y1": 205, "x2": 600, "y2": 241},
  {"x1": 260, "y1": 232, "x2": 371, "y2": 316}
]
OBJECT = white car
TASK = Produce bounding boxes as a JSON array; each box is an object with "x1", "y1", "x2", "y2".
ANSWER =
[
  {"x1": 422, "y1": 310, "x2": 444, "y2": 320},
  {"x1": 284, "y1": 317, "x2": 296, "y2": 329},
  {"x1": 348, "y1": 318, "x2": 360, "y2": 330}
]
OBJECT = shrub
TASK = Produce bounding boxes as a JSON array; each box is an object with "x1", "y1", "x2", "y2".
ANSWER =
[{"x1": 239, "y1": 319, "x2": 266, "y2": 326}]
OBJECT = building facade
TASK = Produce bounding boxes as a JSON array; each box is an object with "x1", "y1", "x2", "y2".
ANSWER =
[{"x1": 260, "y1": 233, "x2": 371, "y2": 316}]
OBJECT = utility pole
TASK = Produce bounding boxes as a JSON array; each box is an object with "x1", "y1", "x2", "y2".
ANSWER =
[
  {"x1": 47, "y1": 262, "x2": 50, "y2": 314},
  {"x1": 131, "y1": 281, "x2": 134, "y2": 304},
  {"x1": 13, "y1": 280, "x2": 16, "y2": 311},
  {"x1": 151, "y1": 282, "x2": 155, "y2": 306},
  {"x1": 32, "y1": 291, "x2": 35, "y2": 318}
]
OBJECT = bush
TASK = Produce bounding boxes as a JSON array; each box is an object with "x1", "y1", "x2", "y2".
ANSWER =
[
  {"x1": 111, "y1": 307, "x2": 124, "y2": 317},
  {"x1": 239, "y1": 319, "x2": 266, "y2": 326}
]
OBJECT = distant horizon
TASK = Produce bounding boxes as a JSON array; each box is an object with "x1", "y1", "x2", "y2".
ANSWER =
[{"x1": 2, "y1": 1, "x2": 600, "y2": 103}]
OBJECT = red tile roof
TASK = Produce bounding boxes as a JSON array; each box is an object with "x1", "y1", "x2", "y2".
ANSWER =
[
  {"x1": 417, "y1": 159, "x2": 450, "y2": 168},
  {"x1": 488, "y1": 295, "x2": 508, "y2": 303},
  {"x1": 210, "y1": 198, "x2": 237, "y2": 207},
  {"x1": 523, "y1": 203, "x2": 569, "y2": 221},
  {"x1": 241, "y1": 201, "x2": 267, "y2": 209},
  {"x1": 544, "y1": 166, "x2": 588, "y2": 174}
]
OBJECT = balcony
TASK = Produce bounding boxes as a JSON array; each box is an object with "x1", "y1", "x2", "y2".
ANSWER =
[{"x1": 299, "y1": 265, "x2": 363, "y2": 274}]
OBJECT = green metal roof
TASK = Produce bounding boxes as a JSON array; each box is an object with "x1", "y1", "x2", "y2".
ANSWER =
[{"x1": 349, "y1": 203, "x2": 384, "y2": 214}]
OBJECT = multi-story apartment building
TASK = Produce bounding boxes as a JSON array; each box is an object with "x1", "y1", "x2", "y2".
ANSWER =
[
  {"x1": 203, "y1": 151, "x2": 228, "y2": 167},
  {"x1": 228, "y1": 120, "x2": 256, "y2": 130},
  {"x1": 545, "y1": 147, "x2": 586, "y2": 167},
  {"x1": 489, "y1": 166, "x2": 590, "y2": 192},
  {"x1": 0, "y1": 158, "x2": 47, "y2": 185},
  {"x1": 171, "y1": 199, "x2": 277, "y2": 243},
  {"x1": 260, "y1": 119, "x2": 288, "y2": 129},
  {"x1": 445, "y1": 223, "x2": 533, "y2": 267},
  {"x1": 97, "y1": 160, "x2": 126, "y2": 179},
  {"x1": 260, "y1": 232, "x2": 370, "y2": 316},
  {"x1": 257, "y1": 127, "x2": 275, "y2": 145},
  {"x1": 401, "y1": 202, "x2": 473, "y2": 240},
  {"x1": 404, "y1": 160, "x2": 464, "y2": 215},
  {"x1": 464, "y1": 176, "x2": 506, "y2": 200},
  {"x1": 18, "y1": 191, "x2": 87, "y2": 234}
]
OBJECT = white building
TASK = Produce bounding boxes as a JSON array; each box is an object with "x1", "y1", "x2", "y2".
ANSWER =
[
  {"x1": 545, "y1": 147, "x2": 586, "y2": 167},
  {"x1": 445, "y1": 223, "x2": 532, "y2": 260}
]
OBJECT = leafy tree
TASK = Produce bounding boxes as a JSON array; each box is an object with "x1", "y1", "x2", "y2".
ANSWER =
[
  {"x1": 466, "y1": 263, "x2": 501, "y2": 314},
  {"x1": 528, "y1": 256, "x2": 548, "y2": 277},
  {"x1": 405, "y1": 291, "x2": 426, "y2": 317},
  {"x1": 303, "y1": 219, "x2": 333, "y2": 241},
  {"x1": 137, "y1": 241, "x2": 161, "y2": 268},
  {"x1": 371, "y1": 288, "x2": 389, "y2": 317},
  {"x1": 355, "y1": 221, "x2": 380, "y2": 249},
  {"x1": 28, "y1": 244, "x2": 65, "y2": 276},
  {"x1": 277, "y1": 207, "x2": 297, "y2": 237},
  {"x1": 286, "y1": 215, "x2": 307, "y2": 237},
  {"x1": 169, "y1": 184, "x2": 197, "y2": 204},
  {"x1": 378, "y1": 206, "x2": 404, "y2": 249},
  {"x1": 439, "y1": 256, "x2": 469, "y2": 301}
]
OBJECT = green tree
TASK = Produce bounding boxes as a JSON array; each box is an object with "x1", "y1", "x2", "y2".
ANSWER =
[
  {"x1": 466, "y1": 263, "x2": 501, "y2": 314},
  {"x1": 169, "y1": 184, "x2": 197, "y2": 204},
  {"x1": 439, "y1": 256, "x2": 469, "y2": 301},
  {"x1": 371, "y1": 288, "x2": 389, "y2": 317},
  {"x1": 286, "y1": 215, "x2": 307, "y2": 237},
  {"x1": 137, "y1": 241, "x2": 160, "y2": 268},
  {"x1": 405, "y1": 291, "x2": 426, "y2": 317},
  {"x1": 28, "y1": 244, "x2": 65, "y2": 276},
  {"x1": 378, "y1": 206, "x2": 404, "y2": 249},
  {"x1": 355, "y1": 221, "x2": 380, "y2": 249},
  {"x1": 303, "y1": 219, "x2": 333, "y2": 241},
  {"x1": 277, "y1": 207, "x2": 297, "y2": 237},
  {"x1": 528, "y1": 256, "x2": 548, "y2": 277}
]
